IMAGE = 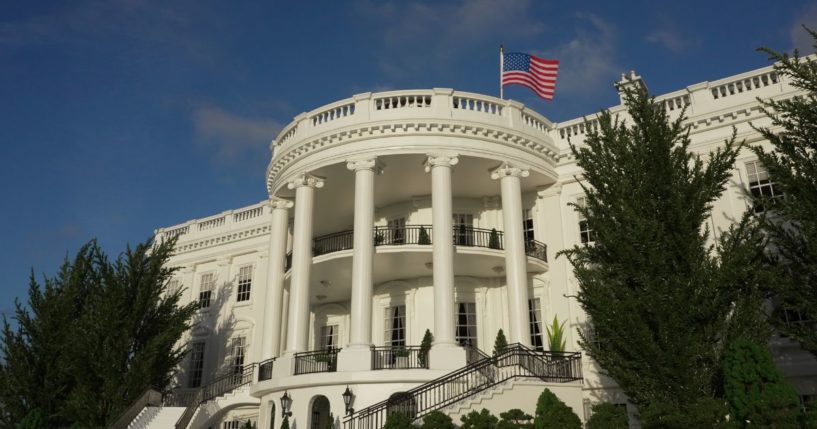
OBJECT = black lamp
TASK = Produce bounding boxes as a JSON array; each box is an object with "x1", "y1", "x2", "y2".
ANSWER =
[
  {"x1": 280, "y1": 391, "x2": 292, "y2": 418},
  {"x1": 342, "y1": 386, "x2": 355, "y2": 415}
]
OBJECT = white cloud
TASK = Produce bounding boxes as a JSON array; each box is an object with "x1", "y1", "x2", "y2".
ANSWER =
[
  {"x1": 791, "y1": 3, "x2": 817, "y2": 53},
  {"x1": 542, "y1": 14, "x2": 620, "y2": 96},
  {"x1": 193, "y1": 106, "x2": 282, "y2": 163},
  {"x1": 646, "y1": 29, "x2": 691, "y2": 53}
]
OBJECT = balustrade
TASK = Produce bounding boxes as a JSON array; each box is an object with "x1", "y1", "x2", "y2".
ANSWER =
[
  {"x1": 294, "y1": 348, "x2": 340, "y2": 375},
  {"x1": 371, "y1": 345, "x2": 428, "y2": 370}
]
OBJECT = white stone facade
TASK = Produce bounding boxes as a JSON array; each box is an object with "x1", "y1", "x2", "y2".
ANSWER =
[{"x1": 153, "y1": 61, "x2": 817, "y2": 429}]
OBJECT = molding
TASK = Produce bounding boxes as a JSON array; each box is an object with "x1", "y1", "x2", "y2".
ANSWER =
[
  {"x1": 286, "y1": 172, "x2": 325, "y2": 190},
  {"x1": 490, "y1": 161, "x2": 530, "y2": 180},
  {"x1": 174, "y1": 225, "x2": 272, "y2": 255},
  {"x1": 346, "y1": 157, "x2": 385, "y2": 173},
  {"x1": 424, "y1": 154, "x2": 459, "y2": 172}
]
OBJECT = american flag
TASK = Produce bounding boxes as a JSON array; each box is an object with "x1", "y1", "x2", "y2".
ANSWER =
[{"x1": 502, "y1": 52, "x2": 559, "y2": 100}]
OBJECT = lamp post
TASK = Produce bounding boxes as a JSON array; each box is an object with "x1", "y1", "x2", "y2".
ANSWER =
[
  {"x1": 281, "y1": 391, "x2": 292, "y2": 418},
  {"x1": 342, "y1": 386, "x2": 355, "y2": 415}
]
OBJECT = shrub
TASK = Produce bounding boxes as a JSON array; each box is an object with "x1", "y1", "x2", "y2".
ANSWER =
[
  {"x1": 533, "y1": 389, "x2": 580, "y2": 429},
  {"x1": 418, "y1": 226, "x2": 431, "y2": 245},
  {"x1": 498, "y1": 408, "x2": 533, "y2": 429},
  {"x1": 460, "y1": 409, "x2": 498, "y2": 429},
  {"x1": 280, "y1": 416, "x2": 290, "y2": 429},
  {"x1": 545, "y1": 317, "x2": 566, "y2": 353},
  {"x1": 419, "y1": 329, "x2": 434, "y2": 367},
  {"x1": 641, "y1": 397, "x2": 734, "y2": 429},
  {"x1": 421, "y1": 411, "x2": 455, "y2": 429},
  {"x1": 384, "y1": 411, "x2": 414, "y2": 429},
  {"x1": 585, "y1": 403, "x2": 627, "y2": 429},
  {"x1": 489, "y1": 228, "x2": 501, "y2": 249}
]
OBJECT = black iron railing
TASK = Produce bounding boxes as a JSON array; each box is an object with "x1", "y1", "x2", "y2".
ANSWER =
[
  {"x1": 372, "y1": 345, "x2": 429, "y2": 370},
  {"x1": 294, "y1": 348, "x2": 340, "y2": 375},
  {"x1": 525, "y1": 239, "x2": 548, "y2": 262},
  {"x1": 258, "y1": 358, "x2": 275, "y2": 381},
  {"x1": 343, "y1": 344, "x2": 581, "y2": 429},
  {"x1": 173, "y1": 363, "x2": 257, "y2": 429},
  {"x1": 282, "y1": 225, "x2": 547, "y2": 272}
]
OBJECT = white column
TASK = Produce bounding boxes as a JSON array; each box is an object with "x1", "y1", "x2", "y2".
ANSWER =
[
  {"x1": 425, "y1": 154, "x2": 459, "y2": 347},
  {"x1": 261, "y1": 197, "x2": 293, "y2": 360},
  {"x1": 284, "y1": 173, "x2": 324, "y2": 354},
  {"x1": 347, "y1": 158, "x2": 382, "y2": 347},
  {"x1": 491, "y1": 162, "x2": 532, "y2": 345}
]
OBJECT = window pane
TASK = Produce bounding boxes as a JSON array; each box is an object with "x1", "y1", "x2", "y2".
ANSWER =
[
  {"x1": 199, "y1": 273, "x2": 215, "y2": 309},
  {"x1": 384, "y1": 305, "x2": 406, "y2": 346},
  {"x1": 189, "y1": 342, "x2": 205, "y2": 388},
  {"x1": 529, "y1": 298, "x2": 544, "y2": 350},
  {"x1": 237, "y1": 266, "x2": 252, "y2": 302},
  {"x1": 455, "y1": 302, "x2": 477, "y2": 347}
]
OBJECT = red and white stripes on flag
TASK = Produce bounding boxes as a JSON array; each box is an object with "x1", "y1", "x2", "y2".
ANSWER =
[{"x1": 501, "y1": 52, "x2": 559, "y2": 101}]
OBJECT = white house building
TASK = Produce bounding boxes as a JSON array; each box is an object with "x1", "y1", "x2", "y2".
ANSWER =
[{"x1": 123, "y1": 60, "x2": 817, "y2": 429}]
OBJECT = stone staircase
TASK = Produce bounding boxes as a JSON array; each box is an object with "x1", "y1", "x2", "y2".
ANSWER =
[{"x1": 128, "y1": 406, "x2": 186, "y2": 429}]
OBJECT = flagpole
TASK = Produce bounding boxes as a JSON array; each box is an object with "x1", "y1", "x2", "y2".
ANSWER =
[{"x1": 499, "y1": 45, "x2": 504, "y2": 100}]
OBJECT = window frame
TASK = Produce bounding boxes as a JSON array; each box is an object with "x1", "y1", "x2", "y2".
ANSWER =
[
  {"x1": 198, "y1": 272, "x2": 216, "y2": 309},
  {"x1": 745, "y1": 160, "x2": 781, "y2": 214},
  {"x1": 384, "y1": 305, "x2": 407, "y2": 347},
  {"x1": 236, "y1": 265, "x2": 253, "y2": 302},
  {"x1": 455, "y1": 301, "x2": 478, "y2": 347},
  {"x1": 529, "y1": 298, "x2": 544, "y2": 351},
  {"x1": 188, "y1": 341, "x2": 206, "y2": 388}
]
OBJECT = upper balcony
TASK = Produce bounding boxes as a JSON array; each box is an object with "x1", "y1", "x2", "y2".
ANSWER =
[{"x1": 266, "y1": 89, "x2": 561, "y2": 195}]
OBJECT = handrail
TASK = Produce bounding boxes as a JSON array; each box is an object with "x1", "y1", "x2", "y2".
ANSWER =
[
  {"x1": 258, "y1": 358, "x2": 275, "y2": 381},
  {"x1": 294, "y1": 348, "x2": 341, "y2": 375},
  {"x1": 174, "y1": 363, "x2": 257, "y2": 429},
  {"x1": 109, "y1": 387, "x2": 163, "y2": 429},
  {"x1": 371, "y1": 345, "x2": 428, "y2": 370},
  {"x1": 343, "y1": 344, "x2": 581, "y2": 429}
]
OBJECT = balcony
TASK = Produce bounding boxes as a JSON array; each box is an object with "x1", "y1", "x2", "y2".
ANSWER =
[
  {"x1": 294, "y1": 348, "x2": 340, "y2": 375},
  {"x1": 371, "y1": 345, "x2": 429, "y2": 370}
]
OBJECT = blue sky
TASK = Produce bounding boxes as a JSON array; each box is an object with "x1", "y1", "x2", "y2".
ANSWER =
[{"x1": 1, "y1": 0, "x2": 815, "y2": 318}]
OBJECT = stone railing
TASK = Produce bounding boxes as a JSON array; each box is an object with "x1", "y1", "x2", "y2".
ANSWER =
[
  {"x1": 271, "y1": 89, "x2": 555, "y2": 155},
  {"x1": 156, "y1": 201, "x2": 270, "y2": 243}
]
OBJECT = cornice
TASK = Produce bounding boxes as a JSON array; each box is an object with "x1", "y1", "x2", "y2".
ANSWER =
[{"x1": 173, "y1": 224, "x2": 272, "y2": 255}]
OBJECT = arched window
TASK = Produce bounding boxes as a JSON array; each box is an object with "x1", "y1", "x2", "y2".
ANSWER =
[{"x1": 310, "y1": 395, "x2": 331, "y2": 429}]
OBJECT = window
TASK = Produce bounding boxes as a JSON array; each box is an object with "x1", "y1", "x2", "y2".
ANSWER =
[
  {"x1": 576, "y1": 197, "x2": 595, "y2": 244},
  {"x1": 523, "y1": 209, "x2": 535, "y2": 242},
  {"x1": 529, "y1": 298, "x2": 544, "y2": 350},
  {"x1": 455, "y1": 302, "x2": 478, "y2": 347},
  {"x1": 229, "y1": 336, "x2": 246, "y2": 375},
  {"x1": 746, "y1": 161, "x2": 781, "y2": 213},
  {"x1": 199, "y1": 273, "x2": 215, "y2": 309},
  {"x1": 188, "y1": 341, "x2": 205, "y2": 388},
  {"x1": 384, "y1": 306, "x2": 406, "y2": 346},
  {"x1": 387, "y1": 217, "x2": 407, "y2": 245},
  {"x1": 236, "y1": 266, "x2": 253, "y2": 302},
  {"x1": 318, "y1": 325, "x2": 339, "y2": 350},
  {"x1": 453, "y1": 213, "x2": 474, "y2": 246},
  {"x1": 167, "y1": 278, "x2": 181, "y2": 295}
]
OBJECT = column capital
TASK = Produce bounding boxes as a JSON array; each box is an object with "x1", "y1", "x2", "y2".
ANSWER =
[
  {"x1": 424, "y1": 154, "x2": 459, "y2": 172},
  {"x1": 346, "y1": 157, "x2": 384, "y2": 173},
  {"x1": 286, "y1": 172, "x2": 325, "y2": 190},
  {"x1": 268, "y1": 196, "x2": 294, "y2": 210},
  {"x1": 490, "y1": 162, "x2": 530, "y2": 180}
]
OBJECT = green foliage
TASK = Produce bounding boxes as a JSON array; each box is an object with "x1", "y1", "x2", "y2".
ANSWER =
[
  {"x1": 725, "y1": 339, "x2": 801, "y2": 428},
  {"x1": 15, "y1": 409, "x2": 44, "y2": 429},
  {"x1": 240, "y1": 419, "x2": 257, "y2": 429},
  {"x1": 753, "y1": 30, "x2": 817, "y2": 358},
  {"x1": 421, "y1": 411, "x2": 455, "y2": 429},
  {"x1": 418, "y1": 226, "x2": 431, "y2": 245},
  {"x1": 460, "y1": 408, "x2": 498, "y2": 429},
  {"x1": 493, "y1": 329, "x2": 508, "y2": 357},
  {"x1": 641, "y1": 397, "x2": 735, "y2": 429},
  {"x1": 281, "y1": 415, "x2": 290, "y2": 429},
  {"x1": 533, "y1": 389, "x2": 580, "y2": 429},
  {"x1": 585, "y1": 403, "x2": 627, "y2": 429},
  {"x1": 558, "y1": 86, "x2": 770, "y2": 413},
  {"x1": 0, "y1": 238, "x2": 198, "y2": 429},
  {"x1": 384, "y1": 411, "x2": 414, "y2": 429},
  {"x1": 545, "y1": 316, "x2": 566, "y2": 353},
  {"x1": 325, "y1": 412, "x2": 335, "y2": 429},
  {"x1": 498, "y1": 408, "x2": 533, "y2": 429},
  {"x1": 419, "y1": 329, "x2": 433, "y2": 367},
  {"x1": 489, "y1": 228, "x2": 501, "y2": 249}
]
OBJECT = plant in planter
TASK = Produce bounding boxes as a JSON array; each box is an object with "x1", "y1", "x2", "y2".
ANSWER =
[
  {"x1": 419, "y1": 329, "x2": 433, "y2": 367},
  {"x1": 418, "y1": 226, "x2": 431, "y2": 244},
  {"x1": 546, "y1": 316, "x2": 566, "y2": 354},
  {"x1": 393, "y1": 346, "x2": 410, "y2": 357},
  {"x1": 493, "y1": 329, "x2": 508, "y2": 357},
  {"x1": 488, "y1": 228, "x2": 501, "y2": 249}
]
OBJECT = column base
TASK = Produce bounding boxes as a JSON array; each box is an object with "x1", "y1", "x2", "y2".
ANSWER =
[
  {"x1": 429, "y1": 344, "x2": 467, "y2": 370},
  {"x1": 272, "y1": 354, "x2": 295, "y2": 378},
  {"x1": 337, "y1": 346, "x2": 373, "y2": 372}
]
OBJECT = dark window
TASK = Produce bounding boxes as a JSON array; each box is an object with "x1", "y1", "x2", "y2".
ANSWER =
[
  {"x1": 455, "y1": 302, "x2": 478, "y2": 347},
  {"x1": 746, "y1": 161, "x2": 781, "y2": 213},
  {"x1": 529, "y1": 298, "x2": 544, "y2": 350},
  {"x1": 237, "y1": 266, "x2": 252, "y2": 302},
  {"x1": 199, "y1": 273, "x2": 214, "y2": 309},
  {"x1": 188, "y1": 342, "x2": 205, "y2": 388},
  {"x1": 384, "y1": 306, "x2": 406, "y2": 346}
]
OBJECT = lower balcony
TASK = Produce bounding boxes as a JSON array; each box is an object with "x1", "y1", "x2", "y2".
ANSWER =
[
  {"x1": 371, "y1": 345, "x2": 429, "y2": 370},
  {"x1": 294, "y1": 348, "x2": 340, "y2": 375}
]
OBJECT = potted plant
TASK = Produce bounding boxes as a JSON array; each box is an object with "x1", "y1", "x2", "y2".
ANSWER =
[
  {"x1": 418, "y1": 329, "x2": 433, "y2": 368},
  {"x1": 418, "y1": 226, "x2": 431, "y2": 245},
  {"x1": 488, "y1": 228, "x2": 501, "y2": 249}
]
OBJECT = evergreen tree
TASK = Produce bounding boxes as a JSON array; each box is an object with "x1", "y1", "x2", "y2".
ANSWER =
[
  {"x1": 533, "y1": 389, "x2": 580, "y2": 429},
  {"x1": 559, "y1": 87, "x2": 771, "y2": 414},
  {"x1": 493, "y1": 329, "x2": 508, "y2": 357},
  {"x1": 281, "y1": 415, "x2": 290, "y2": 429},
  {"x1": 498, "y1": 408, "x2": 533, "y2": 429},
  {"x1": 460, "y1": 409, "x2": 498, "y2": 429},
  {"x1": 419, "y1": 329, "x2": 434, "y2": 367},
  {"x1": 753, "y1": 31, "x2": 817, "y2": 357},
  {"x1": 0, "y1": 238, "x2": 198, "y2": 428},
  {"x1": 725, "y1": 339, "x2": 801, "y2": 428},
  {"x1": 384, "y1": 412, "x2": 414, "y2": 429}
]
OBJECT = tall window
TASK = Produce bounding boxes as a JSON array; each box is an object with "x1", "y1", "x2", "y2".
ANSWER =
[
  {"x1": 230, "y1": 336, "x2": 246, "y2": 375},
  {"x1": 199, "y1": 273, "x2": 215, "y2": 309},
  {"x1": 523, "y1": 209, "x2": 535, "y2": 242},
  {"x1": 387, "y1": 217, "x2": 406, "y2": 245},
  {"x1": 188, "y1": 341, "x2": 205, "y2": 388},
  {"x1": 746, "y1": 161, "x2": 781, "y2": 213},
  {"x1": 576, "y1": 197, "x2": 595, "y2": 244},
  {"x1": 384, "y1": 306, "x2": 406, "y2": 346},
  {"x1": 529, "y1": 298, "x2": 544, "y2": 350},
  {"x1": 318, "y1": 325, "x2": 338, "y2": 350},
  {"x1": 455, "y1": 302, "x2": 477, "y2": 347},
  {"x1": 167, "y1": 278, "x2": 181, "y2": 295},
  {"x1": 453, "y1": 213, "x2": 474, "y2": 246},
  {"x1": 236, "y1": 266, "x2": 253, "y2": 302}
]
